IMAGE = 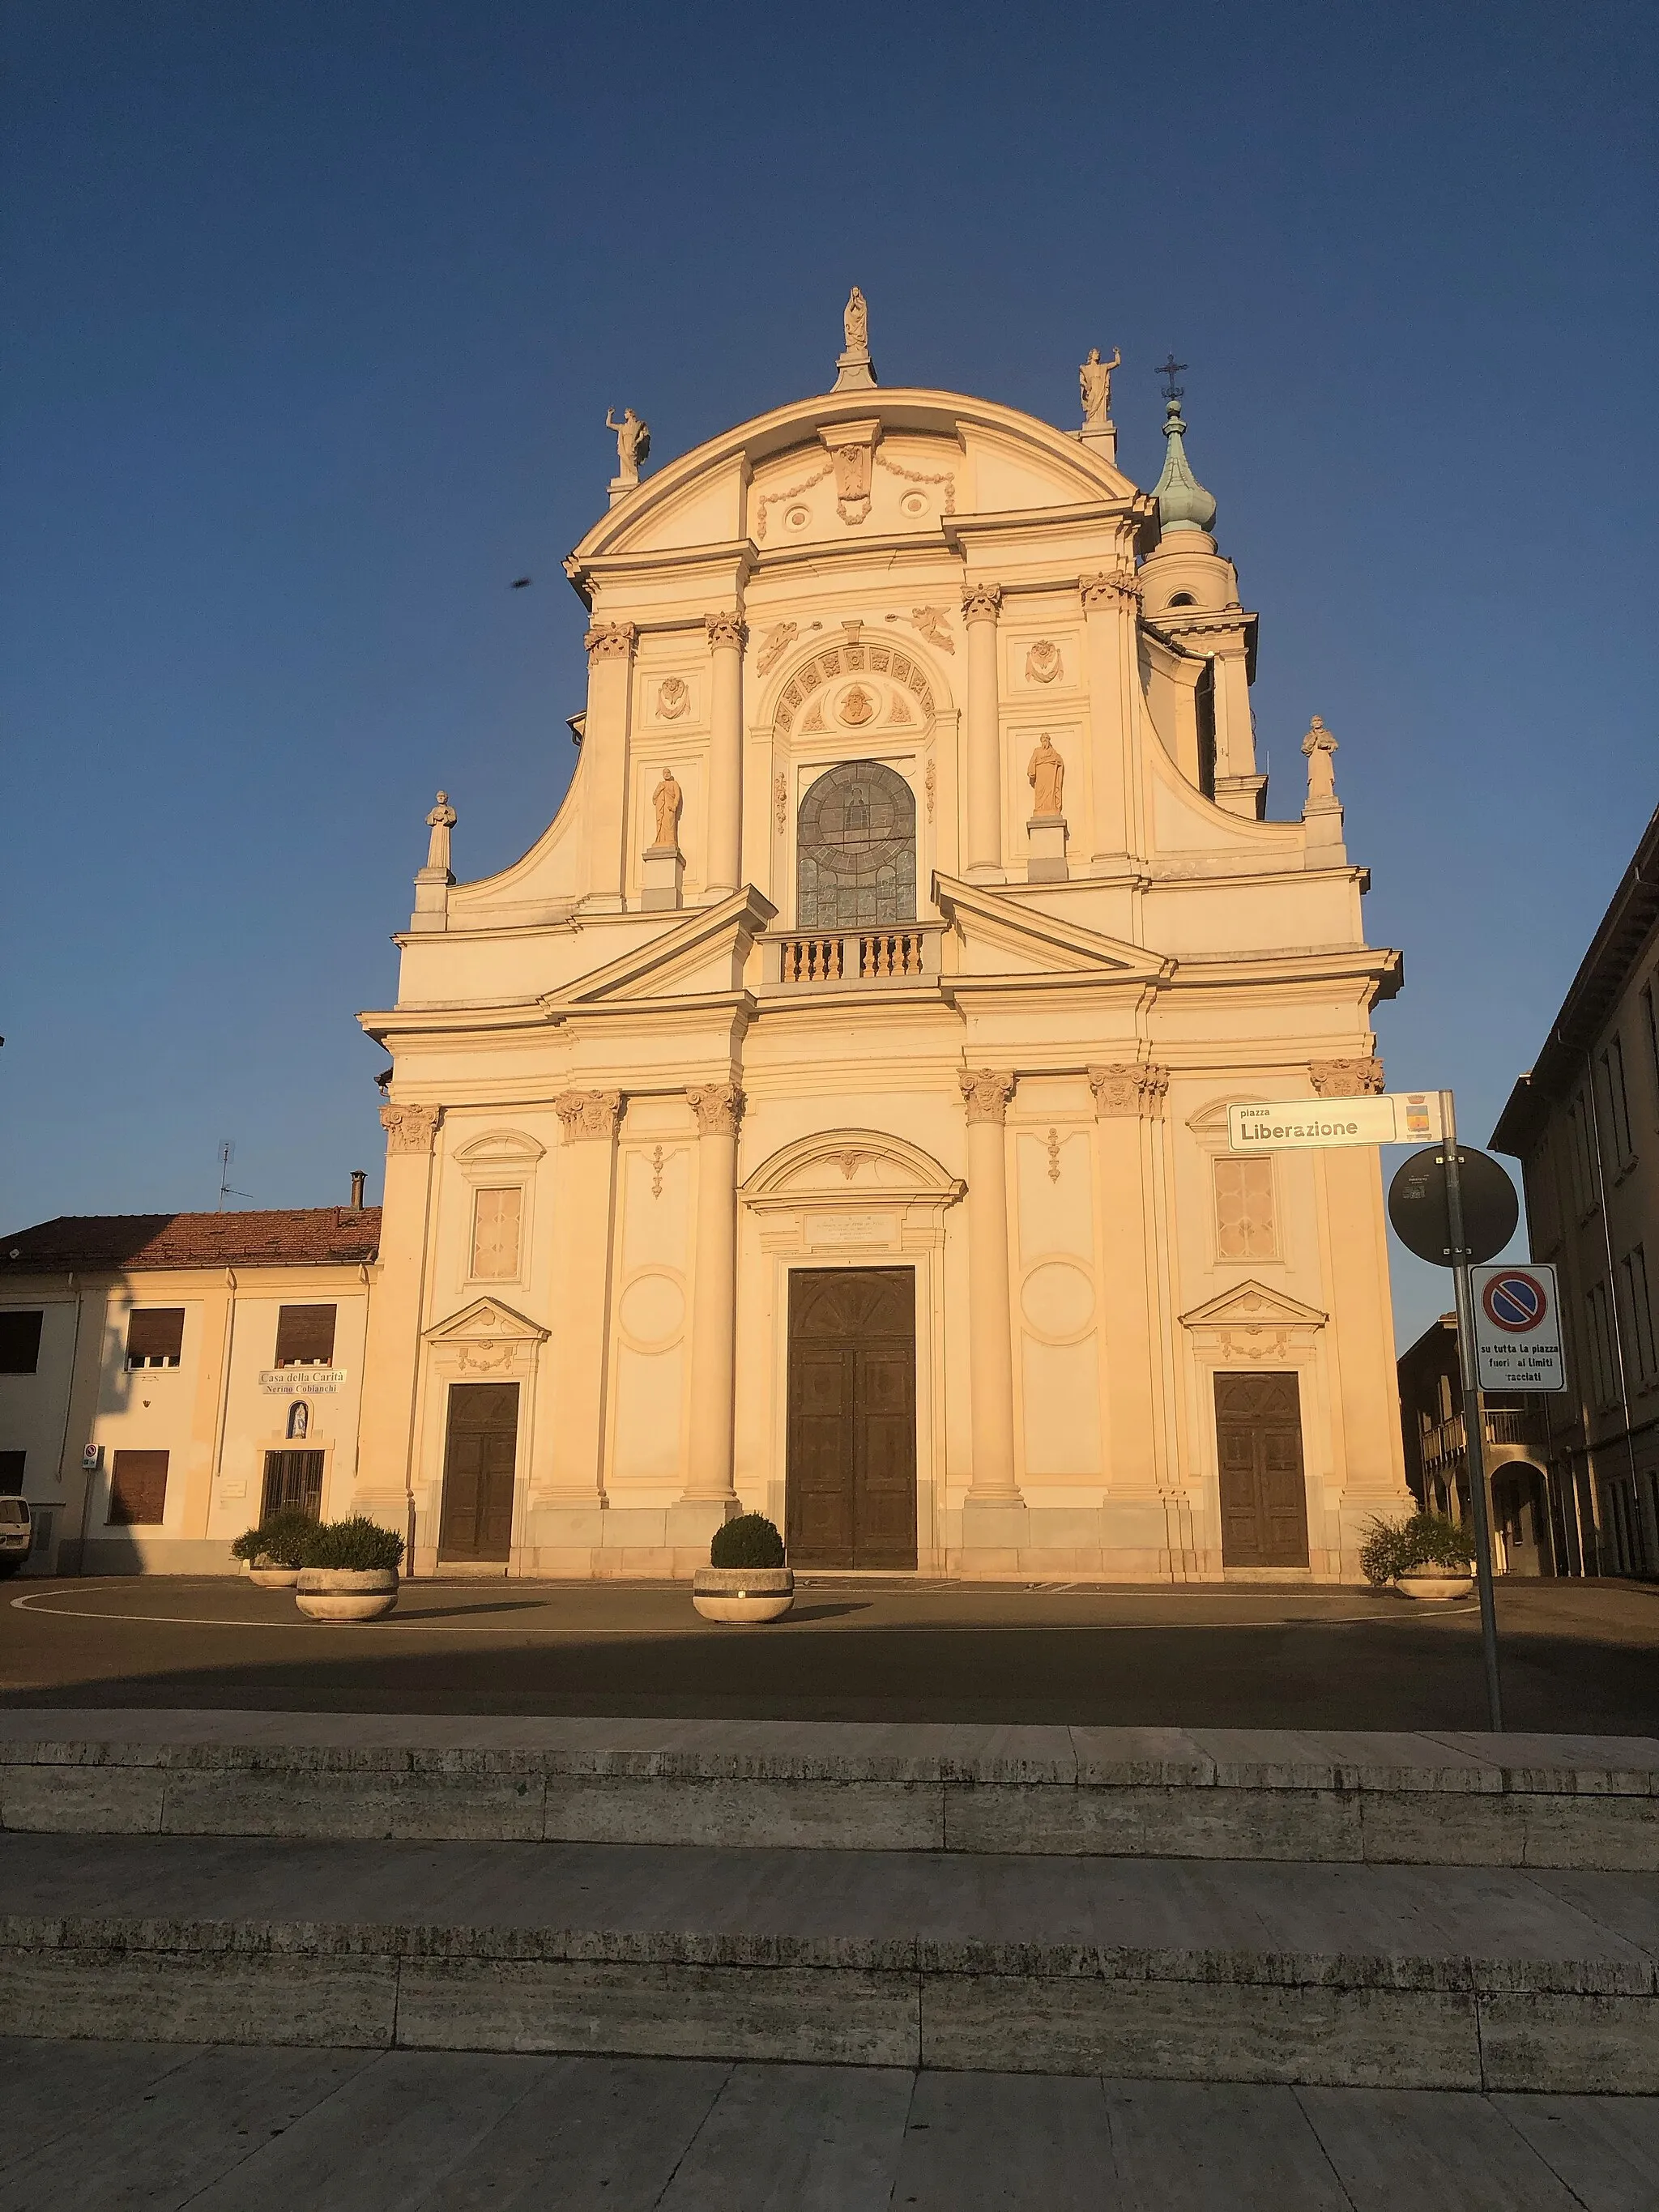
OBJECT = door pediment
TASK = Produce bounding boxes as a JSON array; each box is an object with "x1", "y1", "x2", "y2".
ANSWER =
[
  {"x1": 1179, "y1": 1281, "x2": 1327, "y2": 1332},
  {"x1": 424, "y1": 1298, "x2": 549, "y2": 1345}
]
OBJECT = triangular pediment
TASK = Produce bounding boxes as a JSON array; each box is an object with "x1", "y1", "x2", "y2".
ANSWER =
[
  {"x1": 544, "y1": 887, "x2": 778, "y2": 1011},
  {"x1": 1179, "y1": 1279, "x2": 1327, "y2": 1332},
  {"x1": 934, "y1": 875, "x2": 1174, "y2": 984},
  {"x1": 423, "y1": 1297, "x2": 549, "y2": 1345}
]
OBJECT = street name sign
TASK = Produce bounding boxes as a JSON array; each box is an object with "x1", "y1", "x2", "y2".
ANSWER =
[
  {"x1": 1471, "y1": 1264, "x2": 1565, "y2": 1392},
  {"x1": 1226, "y1": 1092, "x2": 1443, "y2": 1153}
]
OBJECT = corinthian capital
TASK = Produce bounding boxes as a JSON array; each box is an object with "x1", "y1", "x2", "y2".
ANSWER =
[
  {"x1": 1080, "y1": 569, "x2": 1141, "y2": 612},
  {"x1": 704, "y1": 611, "x2": 747, "y2": 651},
  {"x1": 686, "y1": 1082, "x2": 744, "y2": 1137},
  {"x1": 958, "y1": 1068, "x2": 1016, "y2": 1124},
  {"x1": 1308, "y1": 1056, "x2": 1385, "y2": 1098},
  {"x1": 555, "y1": 1088, "x2": 624, "y2": 1142},
  {"x1": 1087, "y1": 1063, "x2": 1169, "y2": 1118},
  {"x1": 583, "y1": 620, "x2": 637, "y2": 662},
  {"x1": 960, "y1": 582, "x2": 1003, "y2": 624},
  {"x1": 380, "y1": 1102, "x2": 443, "y2": 1155}
]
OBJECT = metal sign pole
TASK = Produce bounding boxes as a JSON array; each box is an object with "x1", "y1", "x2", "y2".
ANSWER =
[{"x1": 1441, "y1": 1088, "x2": 1504, "y2": 1732}]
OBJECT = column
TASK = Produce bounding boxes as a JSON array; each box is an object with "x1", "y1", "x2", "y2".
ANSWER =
[
  {"x1": 580, "y1": 620, "x2": 636, "y2": 912},
  {"x1": 354, "y1": 1103, "x2": 442, "y2": 1542},
  {"x1": 959, "y1": 1069, "x2": 1021, "y2": 1499},
  {"x1": 681, "y1": 1083, "x2": 744, "y2": 1500},
  {"x1": 961, "y1": 583, "x2": 1003, "y2": 880},
  {"x1": 1087, "y1": 1066, "x2": 1168, "y2": 1494},
  {"x1": 705, "y1": 613, "x2": 746, "y2": 895},
  {"x1": 546, "y1": 1089, "x2": 622, "y2": 1497},
  {"x1": 1080, "y1": 569, "x2": 1139, "y2": 865}
]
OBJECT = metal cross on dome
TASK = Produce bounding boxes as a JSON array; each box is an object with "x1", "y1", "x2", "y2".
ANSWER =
[{"x1": 1156, "y1": 353, "x2": 1188, "y2": 400}]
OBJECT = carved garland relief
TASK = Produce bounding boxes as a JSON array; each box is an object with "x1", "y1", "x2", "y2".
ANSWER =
[
  {"x1": 1025, "y1": 639, "x2": 1063, "y2": 684},
  {"x1": 1308, "y1": 1057, "x2": 1386, "y2": 1097},
  {"x1": 655, "y1": 676, "x2": 689, "y2": 720}
]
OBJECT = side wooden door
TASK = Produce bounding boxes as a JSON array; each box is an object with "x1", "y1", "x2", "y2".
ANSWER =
[
  {"x1": 438, "y1": 1382, "x2": 519, "y2": 1563},
  {"x1": 1213, "y1": 1371, "x2": 1310, "y2": 1568},
  {"x1": 787, "y1": 1269, "x2": 916, "y2": 1570}
]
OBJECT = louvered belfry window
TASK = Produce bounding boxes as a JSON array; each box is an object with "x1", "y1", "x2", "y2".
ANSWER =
[
  {"x1": 796, "y1": 761, "x2": 916, "y2": 929},
  {"x1": 1213, "y1": 1157, "x2": 1277, "y2": 1261},
  {"x1": 275, "y1": 1304, "x2": 336, "y2": 1366},
  {"x1": 126, "y1": 1309, "x2": 185, "y2": 1368}
]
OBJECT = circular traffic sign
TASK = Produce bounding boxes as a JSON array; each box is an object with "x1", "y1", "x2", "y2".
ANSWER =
[
  {"x1": 1387, "y1": 1145, "x2": 1519, "y2": 1267},
  {"x1": 1482, "y1": 1268, "x2": 1547, "y2": 1332}
]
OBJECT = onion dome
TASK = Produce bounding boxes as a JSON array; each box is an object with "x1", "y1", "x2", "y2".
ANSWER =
[{"x1": 1152, "y1": 383, "x2": 1218, "y2": 537}]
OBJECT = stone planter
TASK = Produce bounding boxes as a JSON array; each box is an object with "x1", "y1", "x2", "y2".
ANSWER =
[
  {"x1": 1396, "y1": 1570, "x2": 1474, "y2": 1602},
  {"x1": 692, "y1": 1566, "x2": 794, "y2": 1624},
  {"x1": 247, "y1": 1562, "x2": 301, "y2": 1590},
  {"x1": 295, "y1": 1568, "x2": 399, "y2": 1622}
]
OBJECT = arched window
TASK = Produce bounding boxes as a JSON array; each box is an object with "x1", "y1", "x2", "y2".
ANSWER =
[{"x1": 796, "y1": 761, "x2": 916, "y2": 928}]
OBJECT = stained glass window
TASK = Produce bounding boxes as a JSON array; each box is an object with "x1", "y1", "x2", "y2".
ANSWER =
[{"x1": 796, "y1": 761, "x2": 916, "y2": 929}]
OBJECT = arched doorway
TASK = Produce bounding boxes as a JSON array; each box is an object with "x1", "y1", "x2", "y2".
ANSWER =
[
  {"x1": 796, "y1": 761, "x2": 916, "y2": 929},
  {"x1": 1491, "y1": 1462, "x2": 1552, "y2": 1576}
]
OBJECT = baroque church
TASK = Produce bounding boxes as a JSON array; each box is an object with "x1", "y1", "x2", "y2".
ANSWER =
[{"x1": 353, "y1": 296, "x2": 1411, "y2": 1581}]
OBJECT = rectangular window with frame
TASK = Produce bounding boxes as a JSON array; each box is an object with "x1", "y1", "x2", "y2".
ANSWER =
[
  {"x1": 274, "y1": 1304, "x2": 336, "y2": 1366},
  {"x1": 471, "y1": 1186, "x2": 523, "y2": 1280},
  {"x1": 1585, "y1": 1281, "x2": 1617, "y2": 1409},
  {"x1": 1213, "y1": 1157, "x2": 1277, "y2": 1261},
  {"x1": 1619, "y1": 1244, "x2": 1657, "y2": 1388},
  {"x1": 1599, "y1": 1034, "x2": 1635, "y2": 1166},
  {"x1": 108, "y1": 1449, "x2": 168, "y2": 1525},
  {"x1": 126, "y1": 1309, "x2": 184, "y2": 1368},
  {"x1": 0, "y1": 1451, "x2": 25, "y2": 1494},
  {"x1": 1566, "y1": 1093, "x2": 1596, "y2": 1217},
  {"x1": 1526, "y1": 1137, "x2": 1561, "y2": 1254},
  {"x1": 0, "y1": 1311, "x2": 44, "y2": 1374},
  {"x1": 1642, "y1": 981, "x2": 1659, "y2": 1108}
]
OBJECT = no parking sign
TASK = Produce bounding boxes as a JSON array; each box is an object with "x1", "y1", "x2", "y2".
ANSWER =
[{"x1": 1470, "y1": 1263, "x2": 1565, "y2": 1392}]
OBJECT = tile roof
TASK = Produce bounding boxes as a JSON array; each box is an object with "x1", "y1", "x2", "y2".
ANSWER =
[{"x1": 1, "y1": 1209, "x2": 382, "y2": 1272}]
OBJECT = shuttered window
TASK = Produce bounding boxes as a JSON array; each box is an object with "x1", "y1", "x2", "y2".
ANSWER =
[
  {"x1": 275, "y1": 1305, "x2": 336, "y2": 1366},
  {"x1": 126, "y1": 1309, "x2": 184, "y2": 1367},
  {"x1": 109, "y1": 1450, "x2": 168, "y2": 1524},
  {"x1": 0, "y1": 1311, "x2": 44, "y2": 1374},
  {"x1": 1214, "y1": 1158, "x2": 1277, "y2": 1261},
  {"x1": 470, "y1": 1187, "x2": 522, "y2": 1279}
]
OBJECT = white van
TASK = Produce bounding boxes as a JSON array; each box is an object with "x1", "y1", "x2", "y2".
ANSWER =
[{"x1": 0, "y1": 1498, "x2": 32, "y2": 1577}]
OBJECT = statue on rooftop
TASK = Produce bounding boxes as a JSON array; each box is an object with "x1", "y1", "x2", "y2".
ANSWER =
[
  {"x1": 605, "y1": 406, "x2": 650, "y2": 486},
  {"x1": 843, "y1": 286, "x2": 868, "y2": 352},
  {"x1": 1080, "y1": 346, "x2": 1120, "y2": 426},
  {"x1": 424, "y1": 791, "x2": 457, "y2": 875},
  {"x1": 1301, "y1": 716, "x2": 1339, "y2": 806}
]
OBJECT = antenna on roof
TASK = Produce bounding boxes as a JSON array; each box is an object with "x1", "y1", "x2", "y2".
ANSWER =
[{"x1": 215, "y1": 1140, "x2": 253, "y2": 1212}]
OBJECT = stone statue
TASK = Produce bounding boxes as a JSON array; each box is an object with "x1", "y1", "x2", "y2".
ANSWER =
[
  {"x1": 605, "y1": 406, "x2": 650, "y2": 486},
  {"x1": 1301, "y1": 715, "x2": 1338, "y2": 805},
  {"x1": 843, "y1": 286, "x2": 868, "y2": 352},
  {"x1": 650, "y1": 766, "x2": 683, "y2": 849},
  {"x1": 424, "y1": 791, "x2": 457, "y2": 874},
  {"x1": 1079, "y1": 346, "x2": 1120, "y2": 426},
  {"x1": 1027, "y1": 735, "x2": 1065, "y2": 817}
]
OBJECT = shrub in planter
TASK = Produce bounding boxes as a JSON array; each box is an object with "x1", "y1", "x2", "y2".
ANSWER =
[
  {"x1": 1359, "y1": 1511, "x2": 1473, "y2": 1587},
  {"x1": 709, "y1": 1513, "x2": 785, "y2": 1570},
  {"x1": 297, "y1": 1516, "x2": 406, "y2": 1572},
  {"x1": 230, "y1": 1510, "x2": 315, "y2": 1570}
]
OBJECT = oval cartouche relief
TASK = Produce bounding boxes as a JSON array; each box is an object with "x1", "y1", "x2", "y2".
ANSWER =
[
  {"x1": 617, "y1": 1269, "x2": 686, "y2": 1352},
  {"x1": 1019, "y1": 1259, "x2": 1095, "y2": 1343}
]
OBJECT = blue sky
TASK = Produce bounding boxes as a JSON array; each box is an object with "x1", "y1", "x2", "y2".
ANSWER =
[{"x1": 3, "y1": 1, "x2": 1655, "y2": 1347}]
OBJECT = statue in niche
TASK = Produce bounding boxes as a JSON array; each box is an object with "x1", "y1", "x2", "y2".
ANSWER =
[
  {"x1": 1027, "y1": 734, "x2": 1065, "y2": 817},
  {"x1": 287, "y1": 1400, "x2": 309, "y2": 1440},
  {"x1": 605, "y1": 406, "x2": 650, "y2": 485},
  {"x1": 1079, "y1": 346, "x2": 1121, "y2": 425},
  {"x1": 1301, "y1": 715, "x2": 1338, "y2": 804},
  {"x1": 843, "y1": 286, "x2": 868, "y2": 352},
  {"x1": 424, "y1": 791, "x2": 457, "y2": 874},
  {"x1": 650, "y1": 765, "x2": 683, "y2": 850}
]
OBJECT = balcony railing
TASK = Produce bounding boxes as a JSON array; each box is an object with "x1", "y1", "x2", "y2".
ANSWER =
[
  {"x1": 1421, "y1": 1407, "x2": 1547, "y2": 1468},
  {"x1": 767, "y1": 925, "x2": 940, "y2": 988}
]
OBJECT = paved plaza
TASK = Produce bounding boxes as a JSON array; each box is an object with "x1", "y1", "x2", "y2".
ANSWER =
[{"x1": 2, "y1": 1575, "x2": 1656, "y2": 1730}]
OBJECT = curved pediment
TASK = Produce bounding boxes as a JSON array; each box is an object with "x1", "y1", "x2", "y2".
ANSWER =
[{"x1": 741, "y1": 1127, "x2": 963, "y2": 1208}]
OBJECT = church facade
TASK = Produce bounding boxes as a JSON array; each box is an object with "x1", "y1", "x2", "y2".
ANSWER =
[{"x1": 352, "y1": 306, "x2": 1410, "y2": 1581}]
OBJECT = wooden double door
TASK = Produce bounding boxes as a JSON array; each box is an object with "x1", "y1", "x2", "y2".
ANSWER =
[
  {"x1": 1214, "y1": 1371, "x2": 1310, "y2": 1568},
  {"x1": 438, "y1": 1382, "x2": 519, "y2": 1563},
  {"x1": 787, "y1": 1269, "x2": 917, "y2": 1570}
]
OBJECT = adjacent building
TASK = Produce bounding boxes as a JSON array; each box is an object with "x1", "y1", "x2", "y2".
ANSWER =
[
  {"x1": 0, "y1": 1204, "x2": 379, "y2": 1575},
  {"x1": 1491, "y1": 804, "x2": 1659, "y2": 1579},
  {"x1": 1396, "y1": 1312, "x2": 1558, "y2": 1575}
]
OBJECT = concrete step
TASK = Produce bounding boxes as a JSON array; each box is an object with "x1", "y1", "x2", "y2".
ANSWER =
[
  {"x1": 3, "y1": 1710, "x2": 1657, "y2": 1868},
  {"x1": 2, "y1": 1830, "x2": 1657, "y2": 2092}
]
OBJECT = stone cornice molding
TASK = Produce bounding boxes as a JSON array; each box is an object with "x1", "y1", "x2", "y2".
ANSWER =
[
  {"x1": 1309, "y1": 1056, "x2": 1385, "y2": 1098},
  {"x1": 583, "y1": 620, "x2": 637, "y2": 662},
  {"x1": 1087, "y1": 1064, "x2": 1170, "y2": 1119},
  {"x1": 704, "y1": 611, "x2": 748, "y2": 651},
  {"x1": 686, "y1": 1082, "x2": 745, "y2": 1137},
  {"x1": 960, "y1": 582, "x2": 1003, "y2": 624},
  {"x1": 380, "y1": 1102, "x2": 442, "y2": 1156},
  {"x1": 555, "y1": 1089, "x2": 624, "y2": 1142},
  {"x1": 1080, "y1": 569, "x2": 1141, "y2": 612},
  {"x1": 959, "y1": 1068, "x2": 1016, "y2": 1125}
]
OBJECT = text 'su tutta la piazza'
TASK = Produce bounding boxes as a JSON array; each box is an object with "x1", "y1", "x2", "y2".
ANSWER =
[{"x1": 352, "y1": 290, "x2": 1411, "y2": 1582}]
